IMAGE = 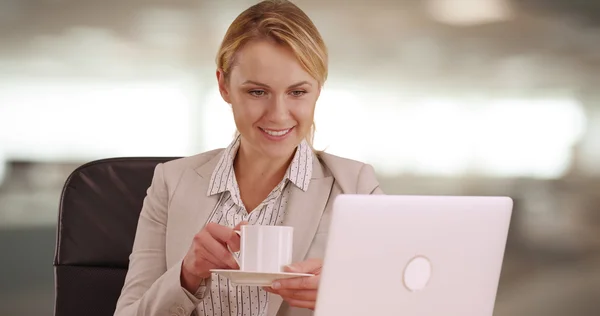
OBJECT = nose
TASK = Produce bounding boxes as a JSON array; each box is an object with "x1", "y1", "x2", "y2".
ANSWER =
[{"x1": 265, "y1": 95, "x2": 289, "y2": 123}]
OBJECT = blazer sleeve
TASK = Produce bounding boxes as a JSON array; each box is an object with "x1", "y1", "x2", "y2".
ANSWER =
[
  {"x1": 356, "y1": 163, "x2": 384, "y2": 195},
  {"x1": 114, "y1": 163, "x2": 202, "y2": 316}
]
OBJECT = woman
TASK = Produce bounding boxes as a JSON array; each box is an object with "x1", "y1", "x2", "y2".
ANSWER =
[{"x1": 114, "y1": 1, "x2": 382, "y2": 315}]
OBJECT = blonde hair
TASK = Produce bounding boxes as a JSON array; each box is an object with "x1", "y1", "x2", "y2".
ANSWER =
[{"x1": 216, "y1": 0, "x2": 328, "y2": 148}]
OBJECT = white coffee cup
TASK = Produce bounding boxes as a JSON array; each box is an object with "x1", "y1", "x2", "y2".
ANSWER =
[{"x1": 229, "y1": 225, "x2": 294, "y2": 273}]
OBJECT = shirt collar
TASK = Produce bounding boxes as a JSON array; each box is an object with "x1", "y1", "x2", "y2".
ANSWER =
[{"x1": 207, "y1": 134, "x2": 313, "y2": 196}]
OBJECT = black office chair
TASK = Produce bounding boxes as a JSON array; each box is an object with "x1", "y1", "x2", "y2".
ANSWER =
[{"x1": 53, "y1": 157, "x2": 180, "y2": 316}]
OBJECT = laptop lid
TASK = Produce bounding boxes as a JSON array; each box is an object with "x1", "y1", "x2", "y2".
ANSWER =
[{"x1": 314, "y1": 195, "x2": 513, "y2": 316}]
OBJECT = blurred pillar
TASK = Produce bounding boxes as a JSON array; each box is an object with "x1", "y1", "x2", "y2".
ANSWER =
[
  {"x1": 561, "y1": 78, "x2": 600, "y2": 252},
  {"x1": 569, "y1": 81, "x2": 600, "y2": 177}
]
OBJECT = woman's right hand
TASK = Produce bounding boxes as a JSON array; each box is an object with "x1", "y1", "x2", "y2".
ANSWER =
[{"x1": 180, "y1": 221, "x2": 247, "y2": 292}]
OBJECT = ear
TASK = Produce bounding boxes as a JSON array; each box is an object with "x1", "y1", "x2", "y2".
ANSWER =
[{"x1": 216, "y1": 69, "x2": 231, "y2": 104}]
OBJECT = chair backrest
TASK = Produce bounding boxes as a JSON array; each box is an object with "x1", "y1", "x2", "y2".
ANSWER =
[{"x1": 53, "y1": 157, "x2": 180, "y2": 316}]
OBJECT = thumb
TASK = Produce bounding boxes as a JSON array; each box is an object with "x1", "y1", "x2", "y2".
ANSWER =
[{"x1": 284, "y1": 258, "x2": 322, "y2": 274}]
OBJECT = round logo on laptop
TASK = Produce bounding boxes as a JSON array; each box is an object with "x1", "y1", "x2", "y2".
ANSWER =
[{"x1": 403, "y1": 255, "x2": 432, "y2": 292}]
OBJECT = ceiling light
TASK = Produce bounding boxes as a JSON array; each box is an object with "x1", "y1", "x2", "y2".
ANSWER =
[{"x1": 426, "y1": 0, "x2": 513, "y2": 26}]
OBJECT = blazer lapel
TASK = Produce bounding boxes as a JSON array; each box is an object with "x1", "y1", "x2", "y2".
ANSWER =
[
  {"x1": 267, "y1": 155, "x2": 334, "y2": 316},
  {"x1": 192, "y1": 152, "x2": 224, "y2": 229},
  {"x1": 167, "y1": 152, "x2": 225, "y2": 261},
  {"x1": 283, "y1": 177, "x2": 333, "y2": 263}
]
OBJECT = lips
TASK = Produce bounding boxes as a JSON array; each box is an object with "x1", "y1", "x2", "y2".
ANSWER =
[
  {"x1": 259, "y1": 127, "x2": 295, "y2": 139},
  {"x1": 260, "y1": 128, "x2": 292, "y2": 136}
]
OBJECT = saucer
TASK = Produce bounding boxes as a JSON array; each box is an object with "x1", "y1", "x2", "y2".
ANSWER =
[{"x1": 210, "y1": 269, "x2": 314, "y2": 287}]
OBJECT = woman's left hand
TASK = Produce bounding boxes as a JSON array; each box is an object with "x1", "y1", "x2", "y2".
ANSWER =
[{"x1": 264, "y1": 258, "x2": 323, "y2": 310}]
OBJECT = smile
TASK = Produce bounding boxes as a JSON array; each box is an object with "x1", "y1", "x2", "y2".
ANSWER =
[{"x1": 259, "y1": 127, "x2": 294, "y2": 138}]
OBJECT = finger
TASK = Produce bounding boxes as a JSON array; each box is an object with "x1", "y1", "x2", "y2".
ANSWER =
[
  {"x1": 262, "y1": 286, "x2": 276, "y2": 294},
  {"x1": 192, "y1": 233, "x2": 228, "y2": 268},
  {"x1": 227, "y1": 223, "x2": 245, "y2": 253},
  {"x1": 282, "y1": 298, "x2": 315, "y2": 310},
  {"x1": 201, "y1": 231, "x2": 239, "y2": 269},
  {"x1": 273, "y1": 275, "x2": 319, "y2": 290},
  {"x1": 227, "y1": 239, "x2": 241, "y2": 253},
  {"x1": 275, "y1": 289, "x2": 318, "y2": 301},
  {"x1": 205, "y1": 222, "x2": 238, "y2": 244},
  {"x1": 284, "y1": 258, "x2": 322, "y2": 274},
  {"x1": 196, "y1": 245, "x2": 223, "y2": 268}
]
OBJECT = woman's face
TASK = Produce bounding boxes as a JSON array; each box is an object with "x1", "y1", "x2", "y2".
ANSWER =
[{"x1": 217, "y1": 40, "x2": 320, "y2": 160}]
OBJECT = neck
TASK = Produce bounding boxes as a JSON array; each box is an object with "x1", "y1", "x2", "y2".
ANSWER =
[{"x1": 234, "y1": 142, "x2": 296, "y2": 184}]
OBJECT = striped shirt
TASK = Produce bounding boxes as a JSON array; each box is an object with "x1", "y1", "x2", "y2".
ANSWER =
[{"x1": 197, "y1": 134, "x2": 313, "y2": 316}]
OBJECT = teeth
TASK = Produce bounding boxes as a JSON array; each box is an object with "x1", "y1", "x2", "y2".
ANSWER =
[{"x1": 262, "y1": 128, "x2": 291, "y2": 136}]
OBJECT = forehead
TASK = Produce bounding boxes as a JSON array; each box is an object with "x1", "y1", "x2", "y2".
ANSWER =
[{"x1": 229, "y1": 40, "x2": 316, "y2": 86}]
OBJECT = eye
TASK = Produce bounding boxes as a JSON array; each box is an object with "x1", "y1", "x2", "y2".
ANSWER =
[
  {"x1": 249, "y1": 90, "x2": 266, "y2": 97},
  {"x1": 290, "y1": 90, "x2": 306, "y2": 97}
]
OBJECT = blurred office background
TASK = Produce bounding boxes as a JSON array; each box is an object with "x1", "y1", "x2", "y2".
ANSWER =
[{"x1": 1, "y1": 0, "x2": 599, "y2": 314}]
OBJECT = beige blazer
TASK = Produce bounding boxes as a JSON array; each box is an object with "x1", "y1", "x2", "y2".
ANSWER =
[{"x1": 114, "y1": 149, "x2": 383, "y2": 316}]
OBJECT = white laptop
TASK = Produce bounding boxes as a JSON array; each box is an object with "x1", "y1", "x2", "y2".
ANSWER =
[{"x1": 314, "y1": 195, "x2": 513, "y2": 316}]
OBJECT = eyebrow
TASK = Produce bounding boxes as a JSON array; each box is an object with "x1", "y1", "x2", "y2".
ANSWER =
[{"x1": 241, "y1": 80, "x2": 312, "y2": 89}]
